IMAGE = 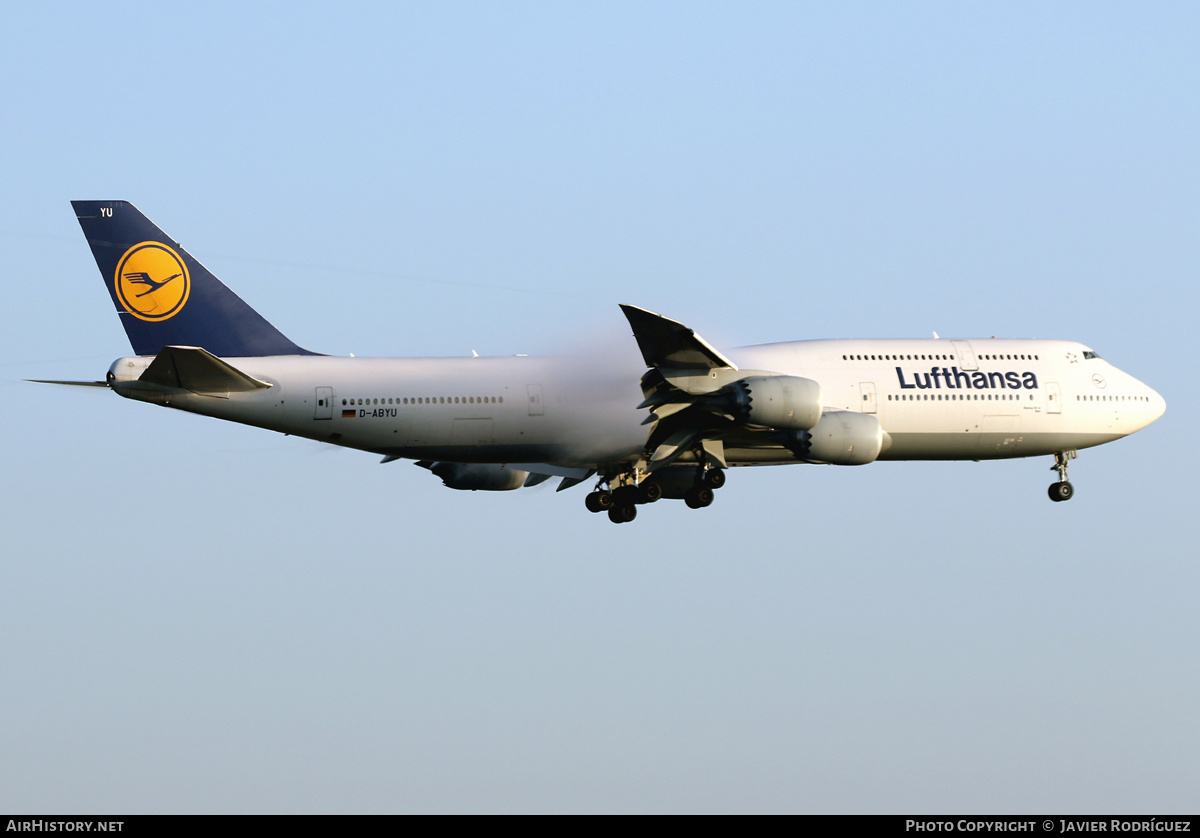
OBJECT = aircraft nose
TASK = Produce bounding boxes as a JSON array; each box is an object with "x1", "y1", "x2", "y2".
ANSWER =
[
  {"x1": 1148, "y1": 387, "x2": 1166, "y2": 423},
  {"x1": 1131, "y1": 380, "x2": 1167, "y2": 430}
]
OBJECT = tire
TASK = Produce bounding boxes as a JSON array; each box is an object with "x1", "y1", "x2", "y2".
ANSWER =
[
  {"x1": 613, "y1": 486, "x2": 639, "y2": 507},
  {"x1": 638, "y1": 480, "x2": 663, "y2": 504},
  {"x1": 684, "y1": 487, "x2": 715, "y2": 509},
  {"x1": 586, "y1": 491, "x2": 614, "y2": 512},
  {"x1": 1048, "y1": 481, "x2": 1074, "y2": 502},
  {"x1": 703, "y1": 469, "x2": 726, "y2": 489},
  {"x1": 608, "y1": 505, "x2": 637, "y2": 523}
]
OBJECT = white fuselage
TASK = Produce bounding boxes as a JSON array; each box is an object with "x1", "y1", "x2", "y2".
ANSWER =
[{"x1": 106, "y1": 337, "x2": 1165, "y2": 469}]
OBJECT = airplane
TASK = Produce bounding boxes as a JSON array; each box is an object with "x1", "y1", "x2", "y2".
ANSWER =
[{"x1": 45, "y1": 200, "x2": 1166, "y2": 524}]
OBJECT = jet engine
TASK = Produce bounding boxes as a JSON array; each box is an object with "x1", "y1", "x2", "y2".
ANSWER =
[
  {"x1": 423, "y1": 462, "x2": 528, "y2": 491},
  {"x1": 790, "y1": 410, "x2": 883, "y2": 465},
  {"x1": 708, "y1": 375, "x2": 822, "y2": 431}
]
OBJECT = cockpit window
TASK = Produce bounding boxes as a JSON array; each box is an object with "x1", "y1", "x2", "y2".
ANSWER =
[{"x1": 1083, "y1": 350, "x2": 1101, "y2": 360}]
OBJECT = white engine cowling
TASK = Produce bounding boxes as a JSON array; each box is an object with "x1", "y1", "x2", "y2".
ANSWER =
[
  {"x1": 799, "y1": 410, "x2": 883, "y2": 465},
  {"x1": 713, "y1": 375, "x2": 822, "y2": 431}
]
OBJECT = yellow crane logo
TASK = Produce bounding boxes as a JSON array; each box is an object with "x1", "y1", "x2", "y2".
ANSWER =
[{"x1": 114, "y1": 242, "x2": 190, "y2": 321}]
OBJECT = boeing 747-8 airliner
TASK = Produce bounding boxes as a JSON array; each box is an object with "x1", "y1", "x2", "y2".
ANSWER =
[{"x1": 48, "y1": 201, "x2": 1165, "y2": 524}]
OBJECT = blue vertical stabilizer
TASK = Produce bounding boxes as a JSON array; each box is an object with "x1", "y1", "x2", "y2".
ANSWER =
[{"x1": 73, "y1": 200, "x2": 314, "y2": 356}]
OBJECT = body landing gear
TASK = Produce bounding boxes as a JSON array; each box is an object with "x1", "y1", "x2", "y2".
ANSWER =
[
  {"x1": 1048, "y1": 450, "x2": 1076, "y2": 502},
  {"x1": 586, "y1": 483, "x2": 647, "y2": 524},
  {"x1": 584, "y1": 466, "x2": 726, "y2": 522},
  {"x1": 608, "y1": 504, "x2": 637, "y2": 523},
  {"x1": 585, "y1": 490, "x2": 613, "y2": 513}
]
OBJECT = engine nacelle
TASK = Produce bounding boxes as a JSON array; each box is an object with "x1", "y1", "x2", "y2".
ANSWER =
[
  {"x1": 712, "y1": 375, "x2": 822, "y2": 431},
  {"x1": 795, "y1": 410, "x2": 883, "y2": 465},
  {"x1": 427, "y1": 462, "x2": 528, "y2": 491}
]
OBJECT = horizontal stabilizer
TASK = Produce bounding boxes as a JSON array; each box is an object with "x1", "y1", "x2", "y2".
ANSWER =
[
  {"x1": 27, "y1": 379, "x2": 108, "y2": 387},
  {"x1": 140, "y1": 346, "x2": 272, "y2": 394},
  {"x1": 620, "y1": 305, "x2": 737, "y2": 371}
]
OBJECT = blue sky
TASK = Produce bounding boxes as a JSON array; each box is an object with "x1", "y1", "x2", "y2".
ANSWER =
[{"x1": 2, "y1": 1, "x2": 1196, "y2": 813}]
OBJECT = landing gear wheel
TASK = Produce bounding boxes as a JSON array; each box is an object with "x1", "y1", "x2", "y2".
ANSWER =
[
  {"x1": 1048, "y1": 481, "x2": 1074, "y2": 502},
  {"x1": 608, "y1": 505, "x2": 637, "y2": 524},
  {"x1": 1048, "y1": 451, "x2": 1077, "y2": 502},
  {"x1": 637, "y1": 479, "x2": 663, "y2": 504},
  {"x1": 703, "y1": 469, "x2": 726, "y2": 490},
  {"x1": 684, "y1": 486, "x2": 715, "y2": 509},
  {"x1": 612, "y1": 486, "x2": 639, "y2": 507},
  {"x1": 585, "y1": 491, "x2": 614, "y2": 513}
]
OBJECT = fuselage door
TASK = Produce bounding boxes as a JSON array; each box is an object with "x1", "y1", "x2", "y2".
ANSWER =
[
  {"x1": 527, "y1": 384, "x2": 544, "y2": 416},
  {"x1": 314, "y1": 386, "x2": 333, "y2": 420},
  {"x1": 951, "y1": 341, "x2": 979, "y2": 371},
  {"x1": 859, "y1": 381, "x2": 877, "y2": 414},
  {"x1": 1047, "y1": 381, "x2": 1062, "y2": 414}
]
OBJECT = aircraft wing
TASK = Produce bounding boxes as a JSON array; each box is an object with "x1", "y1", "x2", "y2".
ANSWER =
[
  {"x1": 620, "y1": 305, "x2": 744, "y2": 471},
  {"x1": 619, "y1": 304, "x2": 738, "y2": 371}
]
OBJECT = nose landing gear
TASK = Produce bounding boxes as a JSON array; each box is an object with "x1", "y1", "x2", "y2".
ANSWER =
[{"x1": 1048, "y1": 450, "x2": 1076, "y2": 502}]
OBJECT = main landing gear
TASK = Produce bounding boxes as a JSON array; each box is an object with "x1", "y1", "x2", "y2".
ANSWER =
[
  {"x1": 584, "y1": 483, "x2": 656, "y2": 524},
  {"x1": 585, "y1": 466, "x2": 725, "y2": 524},
  {"x1": 683, "y1": 467, "x2": 723, "y2": 509},
  {"x1": 1048, "y1": 450, "x2": 1076, "y2": 502}
]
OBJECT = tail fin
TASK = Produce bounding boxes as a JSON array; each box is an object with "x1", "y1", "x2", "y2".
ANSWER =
[{"x1": 72, "y1": 201, "x2": 313, "y2": 356}]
